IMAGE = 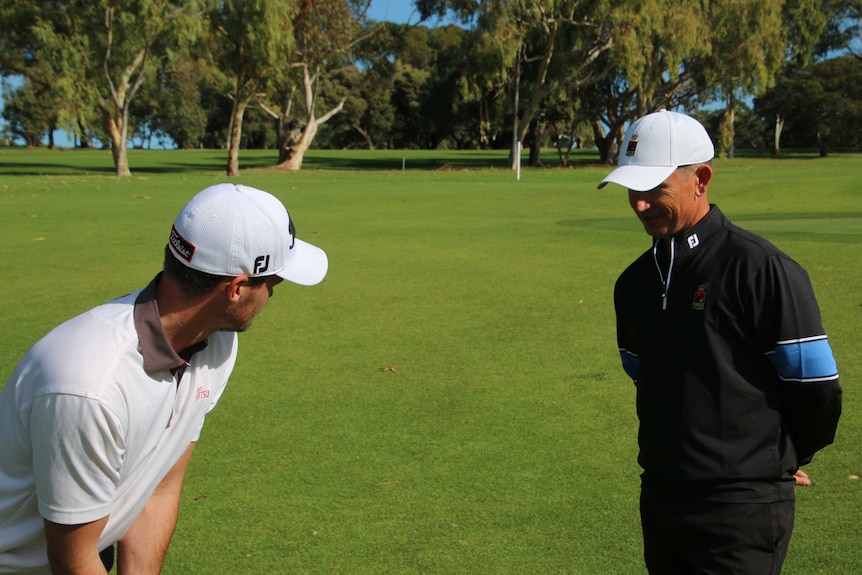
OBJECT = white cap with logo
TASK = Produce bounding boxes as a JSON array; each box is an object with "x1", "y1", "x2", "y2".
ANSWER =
[
  {"x1": 168, "y1": 183, "x2": 328, "y2": 286},
  {"x1": 598, "y1": 110, "x2": 714, "y2": 192}
]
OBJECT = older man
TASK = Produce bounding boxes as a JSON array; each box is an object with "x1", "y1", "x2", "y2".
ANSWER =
[{"x1": 600, "y1": 110, "x2": 842, "y2": 574}]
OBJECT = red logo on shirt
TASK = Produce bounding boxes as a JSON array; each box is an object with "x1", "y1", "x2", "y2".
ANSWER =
[
  {"x1": 693, "y1": 284, "x2": 707, "y2": 310},
  {"x1": 195, "y1": 387, "x2": 211, "y2": 401}
]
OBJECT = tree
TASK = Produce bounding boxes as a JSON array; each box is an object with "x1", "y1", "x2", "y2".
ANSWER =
[
  {"x1": 2, "y1": 80, "x2": 60, "y2": 146},
  {"x1": 702, "y1": 0, "x2": 786, "y2": 158},
  {"x1": 315, "y1": 66, "x2": 368, "y2": 148},
  {"x1": 206, "y1": 0, "x2": 296, "y2": 176},
  {"x1": 755, "y1": 57, "x2": 862, "y2": 155},
  {"x1": 816, "y1": 0, "x2": 862, "y2": 61},
  {"x1": 417, "y1": 0, "x2": 614, "y2": 168},
  {"x1": 155, "y1": 55, "x2": 212, "y2": 149},
  {"x1": 260, "y1": 0, "x2": 374, "y2": 171},
  {"x1": 0, "y1": 0, "x2": 203, "y2": 176}
]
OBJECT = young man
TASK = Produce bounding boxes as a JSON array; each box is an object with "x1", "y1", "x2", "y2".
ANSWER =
[
  {"x1": 599, "y1": 110, "x2": 842, "y2": 573},
  {"x1": 0, "y1": 183, "x2": 328, "y2": 574}
]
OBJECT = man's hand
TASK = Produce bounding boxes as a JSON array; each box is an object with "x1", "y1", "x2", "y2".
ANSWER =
[{"x1": 794, "y1": 469, "x2": 812, "y2": 486}]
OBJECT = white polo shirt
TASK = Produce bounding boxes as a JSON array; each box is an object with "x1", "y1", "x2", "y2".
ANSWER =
[{"x1": 0, "y1": 275, "x2": 237, "y2": 573}]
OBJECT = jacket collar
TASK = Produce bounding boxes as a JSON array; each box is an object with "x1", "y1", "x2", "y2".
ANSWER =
[{"x1": 656, "y1": 204, "x2": 727, "y2": 261}]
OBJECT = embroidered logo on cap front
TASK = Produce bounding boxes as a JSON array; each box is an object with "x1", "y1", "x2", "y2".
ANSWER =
[
  {"x1": 693, "y1": 284, "x2": 707, "y2": 310},
  {"x1": 169, "y1": 225, "x2": 195, "y2": 262},
  {"x1": 288, "y1": 218, "x2": 296, "y2": 250},
  {"x1": 626, "y1": 134, "x2": 639, "y2": 157}
]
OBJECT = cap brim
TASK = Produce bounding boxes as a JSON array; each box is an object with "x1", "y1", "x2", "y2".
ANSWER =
[
  {"x1": 276, "y1": 238, "x2": 328, "y2": 286},
  {"x1": 597, "y1": 164, "x2": 676, "y2": 192}
]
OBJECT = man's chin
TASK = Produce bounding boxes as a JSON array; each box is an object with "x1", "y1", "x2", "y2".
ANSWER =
[
  {"x1": 641, "y1": 221, "x2": 669, "y2": 238},
  {"x1": 216, "y1": 323, "x2": 252, "y2": 334}
]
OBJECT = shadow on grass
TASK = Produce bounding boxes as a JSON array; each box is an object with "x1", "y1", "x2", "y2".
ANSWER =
[
  {"x1": 0, "y1": 147, "x2": 605, "y2": 175},
  {"x1": 5, "y1": 146, "x2": 857, "y2": 176},
  {"x1": 0, "y1": 150, "x2": 272, "y2": 176}
]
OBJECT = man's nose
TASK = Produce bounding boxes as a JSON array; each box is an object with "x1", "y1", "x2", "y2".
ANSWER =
[{"x1": 630, "y1": 195, "x2": 650, "y2": 212}]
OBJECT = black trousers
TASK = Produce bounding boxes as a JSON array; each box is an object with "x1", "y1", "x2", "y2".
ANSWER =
[
  {"x1": 99, "y1": 545, "x2": 115, "y2": 572},
  {"x1": 640, "y1": 494, "x2": 795, "y2": 575}
]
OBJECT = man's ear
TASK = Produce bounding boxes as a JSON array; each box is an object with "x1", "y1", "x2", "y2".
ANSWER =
[
  {"x1": 225, "y1": 275, "x2": 249, "y2": 303},
  {"x1": 694, "y1": 164, "x2": 713, "y2": 196}
]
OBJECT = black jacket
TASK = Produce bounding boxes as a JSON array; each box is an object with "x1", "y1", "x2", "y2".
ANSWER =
[{"x1": 614, "y1": 205, "x2": 841, "y2": 502}]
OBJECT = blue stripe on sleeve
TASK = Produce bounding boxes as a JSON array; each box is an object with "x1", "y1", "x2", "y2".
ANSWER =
[
  {"x1": 620, "y1": 349, "x2": 639, "y2": 382},
  {"x1": 767, "y1": 337, "x2": 839, "y2": 382}
]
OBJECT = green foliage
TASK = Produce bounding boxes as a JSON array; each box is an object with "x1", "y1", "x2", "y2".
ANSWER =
[
  {"x1": 0, "y1": 149, "x2": 860, "y2": 573},
  {"x1": 1, "y1": 80, "x2": 59, "y2": 146},
  {"x1": 755, "y1": 56, "x2": 862, "y2": 153}
]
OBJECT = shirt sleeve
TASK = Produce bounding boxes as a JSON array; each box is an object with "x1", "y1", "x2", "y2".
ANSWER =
[
  {"x1": 755, "y1": 254, "x2": 842, "y2": 465},
  {"x1": 614, "y1": 275, "x2": 640, "y2": 383},
  {"x1": 30, "y1": 393, "x2": 125, "y2": 525}
]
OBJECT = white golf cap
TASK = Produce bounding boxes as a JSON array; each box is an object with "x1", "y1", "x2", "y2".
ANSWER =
[
  {"x1": 598, "y1": 110, "x2": 714, "y2": 192},
  {"x1": 168, "y1": 183, "x2": 328, "y2": 286}
]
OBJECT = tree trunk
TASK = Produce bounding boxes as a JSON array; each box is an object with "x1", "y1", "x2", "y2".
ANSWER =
[
  {"x1": 772, "y1": 113, "x2": 783, "y2": 155},
  {"x1": 275, "y1": 101, "x2": 347, "y2": 171},
  {"x1": 108, "y1": 113, "x2": 131, "y2": 177},
  {"x1": 353, "y1": 124, "x2": 374, "y2": 149},
  {"x1": 592, "y1": 119, "x2": 624, "y2": 165},
  {"x1": 718, "y1": 97, "x2": 736, "y2": 159},
  {"x1": 226, "y1": 99, "x2": 249, "y2": 177},
  {"x1": 77, "y1": 119, "x2": 92, "y2": 149},
  {"x1": 528, "y1": 119, "x2": 543, "y2": 167},
  {"x1": 273, "y1": 65, "x2": 346, "y2": 172},
  {"x1": 727, "y1": 105, "x2": 735, "y2": 159},
  {"x1": 276, "y1": 122, "x2": 318, "y2": 171},
  {"x1": 516, "y1": 22, "x2": 558, "y2": 150}
]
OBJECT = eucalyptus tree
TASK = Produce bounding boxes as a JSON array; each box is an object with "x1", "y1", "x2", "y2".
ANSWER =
[
  {"x1": 416, "y1": 0, "x2": 614, "y2": 168},
  {"x1": 700, "y1": 0, "x2": 835, "y2": 158},
  {"x1": 842, "y1": 1, "x2": 862, "y2": 61},
  {"x1": 1, "y1": 0, "x2": 204, "y2": 176},
  {"x1": 1, "y1": 80, "x2": 60, "y2": 146},
  {"x1": 262, "y1": 0, "x2": 374, "y2": 171},
  {"x1": 606, "y1": 1, "x2": 708, "y2": 117},
  {"x1": 315, "y1": 65, "x2": 370, "y2": 148},
  {"x1": 755, "y1": 56, "x2": 862, "y2": 155},
  {"x1": 154, "y1": 55, "x2": 212, "y2": 149},
  {"x1": 206, "y1": 0, "x2": 296, "y2": 176},
  {"x1": 699, "y1": 0, "x2": 786, "y2": 158},
  {"x1": 593, "y1": 1, "x2": 732, "y2": 163},
  {"x1": 333, "y1": 22, "x2": 402, "y2": 149}
]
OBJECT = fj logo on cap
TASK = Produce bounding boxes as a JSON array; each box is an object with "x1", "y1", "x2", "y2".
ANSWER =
[
  {"x1": 626, "y1": 134, "x2": 639, "y2": 157},
  {"x1": 169, "y1": 226, "x2": 195, "y2": 262},
  {"x1": 254, "y1": 255, "x2": 270, "y2": 275}
]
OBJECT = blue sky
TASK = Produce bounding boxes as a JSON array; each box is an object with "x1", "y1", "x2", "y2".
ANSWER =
[{"x1": 367, "y1": 0, "x2": 419, "y2": 24}]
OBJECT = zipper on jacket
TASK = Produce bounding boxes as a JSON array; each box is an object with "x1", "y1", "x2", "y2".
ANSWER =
[{"x1": 652, "y1": 238, "x2": 674, "y2": 311}]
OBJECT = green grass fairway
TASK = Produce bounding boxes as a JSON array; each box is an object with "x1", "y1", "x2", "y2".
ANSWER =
[{"x1": 1, "y1": 147, "x2": 860, "y2": 574}]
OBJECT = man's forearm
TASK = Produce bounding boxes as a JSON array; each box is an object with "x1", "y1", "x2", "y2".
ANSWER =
[
  {"x1": 44, "y1": 517, "x2": 111, "y2": 575},
  {"x1": 116, "y1": 491, "x2": 180, "y2": 575},
  {"x1": 117, "y1": 443, "x2": 194, "y2": 575}
]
